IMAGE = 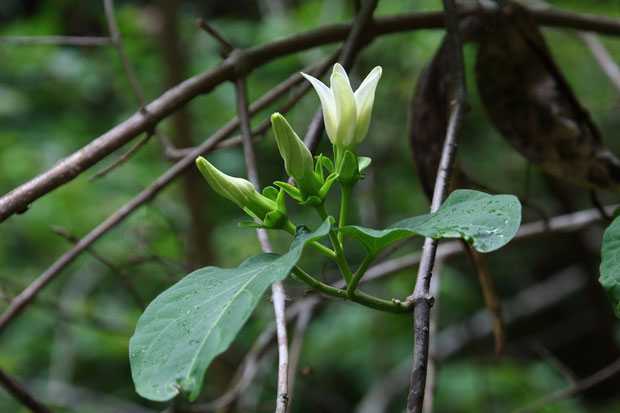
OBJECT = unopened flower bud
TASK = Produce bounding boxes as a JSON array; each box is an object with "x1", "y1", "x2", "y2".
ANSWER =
[{"x1": 196, "y1": 157, "x2": 286, "y2": 227}]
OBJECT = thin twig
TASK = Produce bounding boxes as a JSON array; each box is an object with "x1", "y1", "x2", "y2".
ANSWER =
[
  {"x1": 0, "y1": 36, "x2": 113, "y2": 46},
  {"x1": 356, "y1": 265, "x2": 589, "y2": 413},
  {"x1": 50, "y1": 226, "x2": 144, "y2": 310},
  {"x1": 512, "y1": 358, "x2": 620, "y2": 413},
  {"x1": 89, "y1": 131, "x2": 154, "y2": 181},
  {"x1": 0, "y1": 368, "x2": 53, "y2": 413},
  {"x1": 579, "y1": 32, "x2": 620, "y2": 92},
  {"x1": 286, "y1": 302, "x2": 314, "y2": 410},
  {"x1": 407, "y1": 0, "x2": 469, "y2": 411},
  {"x1": 192, "y1": 298, "x2": 321, "y2": 412},
  {"x1": 3, "y1": 5, "x2": 620, "y2": 221},
  {"x1": 234, "y1": 76, "x2": 289, "y2": 413},
  {"x1": 530, "y1": 341, "x2": 578, "y2": 384},
  {"x1": 104, "y1": 0, "x2": 147, "y2": 109},
  {"x1": 422, "y1": 259, "x2": 443, "y2": 413},
  {"x1": 196, "y1": 18, "x2": 234, "y2": 54}
]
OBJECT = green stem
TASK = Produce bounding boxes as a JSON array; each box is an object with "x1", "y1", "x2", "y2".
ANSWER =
[
  {"x1": 283, "y1": 219, "x2": 336, "y2": 260},
  {"x1": 290, "y1": 267, "x2": 413, "y2": 314},
  {"x1": 291, "y1": 266, "x2": 347, "y2": 299},
  {"x1": 314, "y1": 204, "x2": 352, "y2": 284},
  {"x1": 346, "y1": 254, "x2": 376, "y2": 298},
  {"x1": 351, "y1": 291, "x2": 413, "y2": 314},
  {"x1": 338, "y1": 184, "x2": 353, "y2": 244}
]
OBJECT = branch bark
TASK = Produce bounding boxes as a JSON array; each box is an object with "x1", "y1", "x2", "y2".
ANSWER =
[
  {"x1": 234, "y1": 76, "x2": 289, "y2": 413},
  {"x1": 0, "y1": 36, "x2": 113, "y2": 46},
  {"x1": 0, "y1": 368, "x2": 53, "y2": 413},
  {"x1": 406, "y1": 0, "x2": 469, "y2": 411},
  {"x1": 3, "y1": 5, "x2": 619, "y2": 222}
]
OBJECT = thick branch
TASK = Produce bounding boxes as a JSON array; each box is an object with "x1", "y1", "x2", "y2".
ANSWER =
[
  {"x1": 0, "y1": 56, "x2": 333, "y2": 333},
  {"x1": 4, "y1": 5, "x2": 618, "y2": 222}
]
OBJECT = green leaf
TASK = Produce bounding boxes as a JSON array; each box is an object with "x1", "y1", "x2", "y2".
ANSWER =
[
  {"x1": 130, "y1": 218, "x2": 333, "y2": 402},
  {"x1": 337, "y1": 190, "x2": 521, "y2": 255},
  {"x1": 599, "y1": 216, "x2": 620, "y2": 317}
]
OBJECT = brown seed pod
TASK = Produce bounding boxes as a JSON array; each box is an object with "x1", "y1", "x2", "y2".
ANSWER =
[
  {"x1": 408, "y1": 16, "x2": 482, "y2": 199},
  {"x1": 475, "y1": 3, "x2": 620, "y2": 193}
]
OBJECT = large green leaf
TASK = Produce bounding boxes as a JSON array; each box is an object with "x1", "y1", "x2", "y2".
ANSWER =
[
  {"x1": 129, "y1": 218, "x2": 332, "y2": 401},
  {"x1": 600, "y1": 216, "x2": 620, "y2": 318},
  {"x1": 338, "y1": 190, "x2": 521, "y2": 255}
]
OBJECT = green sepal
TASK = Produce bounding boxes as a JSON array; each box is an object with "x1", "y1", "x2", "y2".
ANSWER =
[
  {"x1": 318, "y1": 172, "x2": 338, "y2": 200},
  {"x1": 238, "y1": 220, "x2": 268, "y2": 229},
  {"x1": 274, "y1": 181, "x2": 304, "y2": 202},
  {"x1": 337, "y1": 150, "x2": 359, "y2": 186},
  {"x1": 262, "y1": 188, "x2": 289, "y2": 229},
  {"x1": 358, "y1": 157, "x2": 371, "y2": 173},
  {"x1": 314, "y1": 155, "x2": 325, "y2": 181},
  {"x1": 276, "y1": 187, "x2": 287, "y2": 213},
  {"x1": 316, "y1": 155, "x2": 334, "y2": 174},
  {"x1": 263, "y1": 209, "x2": 287, "y2": 229},
  {"x1": 300, "y1": 195, "x2": 322, "y2": 207},
  {"x1": 242, "y1": 206, "x2": 261, "y2": 222},
  {"x1": 262, "y1": 186, "x2": 279, "y2": 201}
]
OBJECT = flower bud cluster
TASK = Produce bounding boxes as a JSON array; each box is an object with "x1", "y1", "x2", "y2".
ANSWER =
[{"x1": 195, "y1": 63, "x2": 381, "y2": 228}]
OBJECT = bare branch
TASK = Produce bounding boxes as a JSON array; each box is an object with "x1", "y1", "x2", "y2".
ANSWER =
[
  {"x1": 357, "y1": 265, "x2": 590, "y2": 413},
  {"x1": 0, "y1": 368, "x2": 53, "y2": 413},
  {"x1": 286, "y1": 302, "x2": 314, "y2": 411},
  {"x1": 407, "y1": 0, "x2": 469, "y2": 411},
  {"x1": 196, "y1": 18, "x2": 234, "y2": 54},
  {"x1": 579, "y1": 32, "x2": 620, "y2": 91},
  {"x1": 89, "y1": 131, "x2": 154, "y2": 181},
  {"x1": 512, "y1": 358, "x2": 620, "y2": 413},
  {"x1": 0, "y1": 58, "x2": 333, "y2": 333},
  {"x1": 50, "y1": 226, "x2": 144, "y2": 310},
  {"x1": 2, "y1": 6, "x2": 619, "y2": 222},
  {"x1": 103, "y1": 0, "x2": 147, "y2": 109},
  {"x1": 0, "y1": 36, "x2": 113, "y2": 46},
  {"x1": 422, "y1": 259, "x2": 444, "y2": 413},
  {"x1": 234, "y1": 76, "x2": 289, "y2": 413}
]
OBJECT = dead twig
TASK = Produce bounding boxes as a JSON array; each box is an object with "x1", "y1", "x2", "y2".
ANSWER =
[
  {"x1": 0, "y1": 36, "x2": 113, "y2": 46},
  {"x1": 512, "y1": 358, "x2": 620, "y2": 413},
  {"x1": 50, "y1": 226, "x2": 144, "y2": 310},
  {"x1": 0, "y1": 368, "x2": 53, "y2": 413},
  {"x1": 89, "y1": 131, "x2": 154, "y2": 181},
  {"x1": 286, "y1": 302, "x2": 314, "y2": 410},
  {"x1": 196, "y1": 18, "x2": 234, "y2": 54},
  {"x1": 407, "y1": 0, "x2": 469, "y2": 411},
  {"x1": 234, "y1": 75, "x2": 289, "y2": 413}
]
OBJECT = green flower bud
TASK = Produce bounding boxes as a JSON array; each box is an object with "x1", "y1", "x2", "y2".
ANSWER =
[
  {"x1": 271, "y1": 113, "x2": 314, "y2": 180},
  {"x1": 271, "y1": 112, "x2": 323, "y2": 202},
  {"x1": 196, "y1": 157, "x2": 287, "y2": 227}
]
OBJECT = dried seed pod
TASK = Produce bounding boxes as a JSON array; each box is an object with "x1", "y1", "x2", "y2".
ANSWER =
[
  {"x1": 408, "y1": 16, "x2": 482, "y2": 198},
  {"x1": 475, "y1": 3, "x2": 620, "y2": 193}
]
